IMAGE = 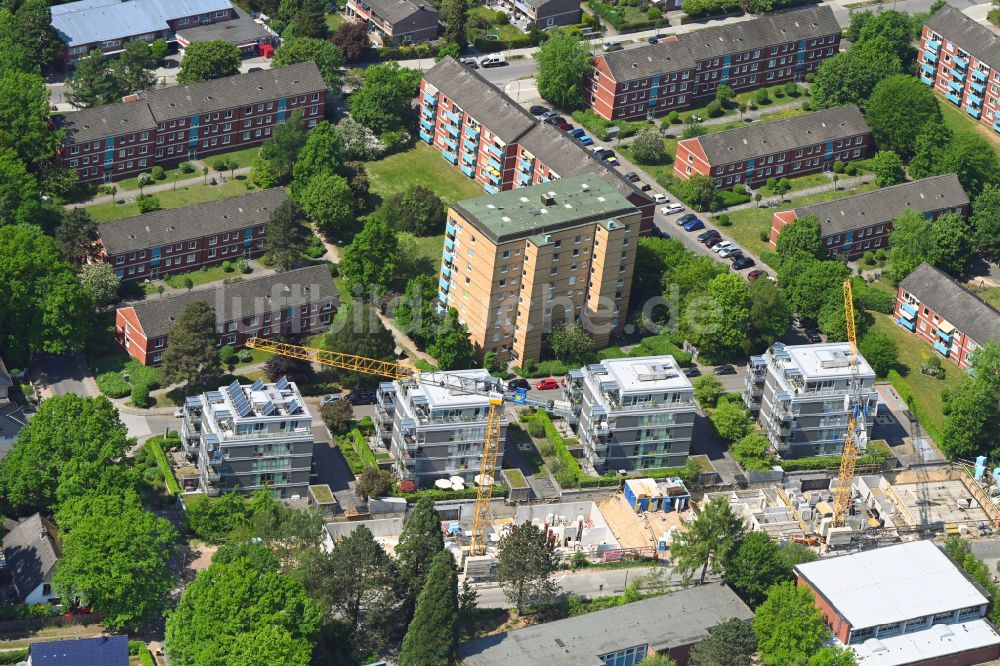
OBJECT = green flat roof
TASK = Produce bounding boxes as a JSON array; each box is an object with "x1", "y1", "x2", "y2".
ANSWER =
[{"x1": 453, "y1": 174, "x2": 636, "y2": 243}]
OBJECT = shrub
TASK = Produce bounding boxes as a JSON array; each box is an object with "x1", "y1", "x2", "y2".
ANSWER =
[
  {"x1": 237, "y1": 257, "x2": 251, "y2": 274},
  {"x1": 783, "y1": 81, "x2": 799, "y2": 97},
  {"x1": 845, "y1": 162, "x2": 859, "y2": 176},
  {"x1": 237, "y1": 349, "x2": 252, "y2": 362},
  {"x1": 716, "y1": 213, "x2": 731, "y2": 227},
  {"x1": 177, "y1": 161, "x2": 195, "y2": 173},
  {"x1": 136, "y1": 194, "x2": 161, "y2": 213},
  {"x1": 667, "y1": 110, "x2": 682, "y2": 125},
  {"x1": 129, "y1": 641, "x2": 144, "y2": 656},
  {"x1": 212, "y1": 158, "x2": 230, "y2": 171},
  {"x1": 96, "y1": 372, "x2": 131, "y2": 398},
  {"x1": 219, "y1": 344, "x2": 237, "y2": 365},
  {"x1": 862, "y1": 251, "x2": 876, "y2": 265},
  {"x1": 144, "y1": 435, "x2": 181, "y2": 495},
  {"x1": 379, "y1": 129, "x2": 410, "y2": 154},
  {"x1": 875, "y1": 248, "x2": 888, "y2": 262},
  {"x1": 759, "y1": 230, "x2": 770, "y2": 242},
  {"x1": 773, "y1": 87, "x2": 785, "y2": 98},
  {"x1": 705, "y1": 99, "x2": 724, "y2": 117},
  {"x1": 151, "y1": 166, "x2": 166, "y2": 180},
  {"x1": 805, "y1": 72, "x2": 815, "y2": 83},
  {"x1": 833, "y1": 160, "x2": 845, "y2": 174},
  {"x1": 0, "y1": 651, "x2": 28, "y2": 665},
  {"x1": 221, "y1": 260, "x2": 233, "y2": 272},
  {"x1": 754, "y1": 88, "x2": 770, "y2": 104},
  {"x1": 526, "y1": 419, "x2": 546, "y2": 438},
  {"x1": 131, "y1": 383, "x2": 151, "y2": 408}
]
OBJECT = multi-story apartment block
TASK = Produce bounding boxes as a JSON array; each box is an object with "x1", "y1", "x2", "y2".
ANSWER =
[
  {"x1": 919, "y1": 5, "x2": 1000, "y2": 132},
  {"x1": 57, "y1": 62, "x2": 326, "y2": 184},
  {"x1": 96, "y1": 188, "x2": 285, "y2": 281},
  {"x1": 376, "y1": 370, "x2": 507, "y2": 486},
  {"x1": 896, "y1": 262, "x2": 1000, "y2": 370},
  {"x1": 52, "y1": 0, "x2": 240, "y2": 65},
  {"x1": 180, "y1": 377, "x2": 314, "y2": 498},
  {"x1": 568, "y1": 356, "x2": 696, "y2": 472},
  {"x1": 420, "y1": 57, "x2": 655, "y2": 232},
  {"x1": 588, "y1": 6, "x2": 840, "y2": 121},
  {"x1": 498, "y1": 0, "x2": 581, "y2": 30},
  {"x1": 674, "y1": 105, "x2": 871, "y2": 189},
  {"x1": 115, "y1": 264, "x2": 337, "y2": 365},
  {"x1": 441, "y1": 175, "x2": 639, "y2": 363},
  {"x1": 343, "y1": 0, "x2": 439, "y2": 44},
  {"x1": 770, "y1": 175, "x2": 968, "y2": 259},
  {"x1": 744, "y1": 342, "x2": 877, "y2": 458}
]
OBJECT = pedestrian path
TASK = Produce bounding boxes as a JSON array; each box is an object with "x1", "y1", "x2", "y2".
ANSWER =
[
  {"x1": 723, "y1": 173, "x2": 874, "y2": 212},
  {"x1": 65, "y1": 166, "x2": 252, "y2": 209}
]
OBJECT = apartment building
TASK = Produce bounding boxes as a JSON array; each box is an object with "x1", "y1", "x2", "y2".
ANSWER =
[
  {"x1": 770, "y1": 175, "x2": 968, "y2": 259},
  {"x1": 376, "y1": 370, "x2": 507, "y2": 486},
  {"x1": 52, "y1": 0, "x2": 238, "y2": 65},
  {"x1": 96, "y1": 188, "x2": 285, "y2": 281},
  {"x1": 744, "y1": 342, "x2": 878, "y2": 458},
  {"x1": 919, "y1": 5, "x2": 1000, "y2": 132},
  {"x1": 344, "y1": 0, "x2": 439, "y2": 44},
  {"x1": 896, "y1": 262, "x2": 1000, "y2": 370},
  {"x1": 57, "y1": 62, "x2": 327, "y2": 184},
  {"x1": 174, "y1": 5, "x2": 276, "y2": 57},
  {"x1": 567, "y1": 356, "x2": 696, "y2": 472},
  {"x1": 180, "y1": 377, "x2": 314, "y2": 498},
  {"x1": 796, "y1": 541, "x2": 1000, "y2": 665},
  {"x1": 588, "y1": 6, "x2": 840, "y2": 121},
  {"x1": 497, "y1": 0, "x2": 581, "y2": 30},
  {"x1": 442, "y1": 175, "x2": 639, "y2": 363},
  {"x1": 674, "y1": 105, "x2": 871, "y2": 189},
  {"x1": 420, "y1": 57, "x2": 655, "y2": 232},
  {"x1": 115, "y1": 264, "x2": 337, "y2": 365}
]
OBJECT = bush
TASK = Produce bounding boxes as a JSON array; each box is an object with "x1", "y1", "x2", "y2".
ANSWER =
[
  {"x1": 754, "y1": 88, "x2": 770, "y2": 104},
  {"x1": 221, "y1": 260, "x2": 233, "y2": 272},
  {"x1": 805, "y1": 72, "x2": 815, "y2": 83},
  {"x1": 526, "y1": 419, "x2": 546, "y2": 438},
  {"x1": 760, "y1": 230, "x2": 770, "y2": 242},
  {"x1": 219, "y1": 344, "x2": 237, "y2": 366},
  {"x1": 0, "y1": 651, "x2": 28, "y2": 665},
  {"x1": 667, "y1": 110, "x2": 682, "y2": 125},
  {"x1": 379, "y1": 129, "x2": 410, "y2": 154},
  {"x1": 705, "y1": 99, "x2": 724, "y2": 117},
  {"x1": 237, "y1": 349, "x2": 252, "y2": 362},
  {"x1": 570, "y1": 109, "x2": 652, "y2": 141},
  {"x1": 237, "y1": 257, "x2": 251, "y2": 274},
  {"x1": 716, "y1": 213, "x2": 731, "y2": 227},
  {"x1": 212, "y1": 158, "x2": 230, "y2": 172},
  {"x1": 875, "y1": 248, "x2": 888, "y2": 262},
  {"x1": 833, "y1": 160, "x2": 845, "y2": 174},
  {"x1": 136, "y1": 194, "x2": 161, "y2": 213},
  {"x1": 862, "y1": 251, "x2": 875, "y2": 266},
  {"x1": 151, "y1": 166, "x2": 166, "y2": 180},
  {"x1": 177, "y1": 161, "x2": 195, "y2": 173},
  {"x1": 783, "y1": 81, "x2": 799, "y2": 97},
  {"x1": 131, "y1": 382, "x2": 151, "y2": 408},
  {"x1": 143, "y1": 436, "x2": 181, "y2": 495},
  {"x1": 716, "y1": 189, "x2": 751, "y2": 207},
  {"x1": 774, "y1": 88, "x2": 785, "y2": 98},
  {"x1": 96, "y1": 372, "x2": 131, "y2": 398},
  {"x1": 845, "y1": 162, "x2": 859, "y2": 176}
]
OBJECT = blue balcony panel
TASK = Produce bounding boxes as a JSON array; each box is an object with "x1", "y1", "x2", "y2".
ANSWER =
[
  {"x1": 443, "y1": 138, "x2": 458, "y2": 151},
  {"x1": 466, "y1": 126, "x2": 479, "y2": 139},
  {"x1": 487, "y1": 170, "x2": 500, "y2": 184},
  {"x1": 463, "y1": 138, "x2": 477, "y2": 152},
  {"x1": 925, "y1": 39, "x2": 940, "y2": 52},
  {"x1": 445, "y1": 111, "x2": 461, "y2": 123},
  {"x1": 423, "y1": 92, "x2": 437, "y2": 105},
  {"x1": 920, "y1": 73, "x2": 934, "y2": 86},
  {"x1": 901, "y1": 302, "x2": 918, "y2": 316},
  {"x1": 954, "y1": 57, "x2": 968, "y2": 69},
  {"x1": 972, "y1": 81, "x2": 986, "y2": 95},
  {"x1": 897, "y1": 317, "x2": 916, "y2": 331},
  {"x1": 950, "y1": 68, "x2": 965, "y2": 81},
  {"x1": 923, "y1": 50, "x2": 938, "y2": 63},
  {"x1": 946, "y1": 92, "x2": 962, "y2": 105},
  {"x1": 419, "y1": 130, "x2": 433, "y2": 144},
  {"x1": 519, "y1": 158, "x2": 532, "y2": 172},
  {"x1": 966, "y1": 106, "x2": 982, "y2": 119},
  {"x1": 438, "y1": 291, "x2": 448, "y2": 304},
  {"x1": 460, "y1": 164, "x2": 475, "y2": 178},
  {"x1": 937, "y1": 329, "x2": 953, "y2": 343},
  {"x1": 484, "y1": 183, "x2": 499, "y2": 194},
  {"x1": 973, "y1": 69, "x2": 988, "y2": 81},
  {"x1": 446, "y1": 124, "x2": 459, "y2": 137},
  {"x1": 444, "y1": 237, "x2": 455, "y2": 251},
  {"x1": 994, "y1": 120, "x2": 1000, "y2": 133},
  {"x1": 948, "y1": 78, "x2": 964, "y2": 92},
  {"x1": 921, "y1": 62, "x2": 936, "y2": 76},
  {"x1": 488, "y1": 156, "x2": 502, "y2": 171},
  {"x1": 488, "y1": 144, "x2": 503, "y2": 158},
  {"x1": 420, "y1": 117, "x2": 433, "y2": 130},
  {"x1": 445, "y1": 222, "x2": 456, "y2": 236},
  {"x1": 441, "y1": 265, "x2": 451, "y2": 278},
  {"x1": 517, "y1": 171, "x2": 531, "y2": 185},
  {"x1": 933, "y1": 340, "x2": 950, "y2": 356},
  {"x1": 968, "y1": 93, "x2": 983, "y2": 106},
  {"x1": 442, "y1": 250, "x2": 452, "y2": 264},
  {"x1": 439, "y1": 278, "x2": 450, "y2": 292}
]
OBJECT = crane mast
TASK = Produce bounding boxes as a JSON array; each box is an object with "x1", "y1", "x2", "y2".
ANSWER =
[{"x1": 832, "y1": 279, "x2": 865, "y2": 528}]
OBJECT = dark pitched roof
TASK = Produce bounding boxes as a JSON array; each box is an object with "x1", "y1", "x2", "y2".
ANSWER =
[
  {"x1": 97, "y1": 188, "x2": 287, "y2": 256},
  {"x1": 125, "y1": 264, "x2": 337, "y2": 339},
  {"x1": 29, "y1": 635, "x2": 130, "y2": 666},
  {"x1": 423, "y1": 58, "x2": 537, "y2": 144},
  {"x1": 899, "y1": 262, "x2": 1000, "y2": 346},
  {"x1": 458, "y1": 584, "x2": 754, "y2": 666},
  {"x1": 0, "y1": 403, "x2": 27, "y2": 445},
  {"x1": 3, "y1": 514, "x2": 60, "y2": 603},
  {"x1": 792, "y1": 175, "x2": 968, "y2": 237},
  {"x1": 601, "y1": 5, "x2": 839, "y2": 81},
  {"x1": 366, "y1": 0, "x2": 438, "y2": 26},
  {"x1": 0, "y1": 356, "x2": 11, "y2": 390},
  {"x1": 175, "y1": 5, "x2": 272, "y2": 45},
  {"x1": 57, "y1": 101, "x2": 158, "y2": 145},
  {"x1": 690, "y1": 105, "x2": 869, "y2": 165},
  {"x1": 925, "y1": 4, "x2": 1000, "y2": 71}
]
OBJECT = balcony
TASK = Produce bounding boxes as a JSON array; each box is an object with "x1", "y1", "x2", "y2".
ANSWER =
[
  {"x1": 518, "y1": 171, "x2": 531, "y2": 185},
  {"x1": 419, "y1": 130, "x2": 433, "y2": 144},
  {"x1": 484, "y1": 183, "x2": 499, "y2": 194},
  {"x1": 937, "y1": 328, "x2": 953, "y2": 343},
  {"x1": 925, "y1": 39, "x2": 940, "y2": 52},
  {"x1": 948, "y1": 78, "x2": 964, "y2": 92},
  {"x1": 974, "y1": 69, "x2": 988, "y2": 82},
  {"x1": 445, "y1": 110, "x2": 461, "y2": 123},
  {"x1": 968, "y1": 93, "x2": 983, "y2": 106},
  {"x1": 444, "y1": 236, "x2": 455, "y2": 251},
  {"x1": 441, "y1": 265, "x2": 451, "y2": 278},
  {"x1": 445, "y1": 124, "x2": 459, "y2": 137},
  {"x1": 442, "y1": 150, "x2": 458, "y2": 165},
  {"x1": 994, "y1": 120, "x2": 1000, "y2": 133},
  {"x1": 923, "y1": 50, "x2": 937, "y2": 64},
  {"x1": 488, "y1": 143, "x2": 503, "y2": 158},
  {"x1": 439, "y1": 291, "x2": 448, "y2": 304},
  {"x1": 933, "y1": 340, "x2": 950, "y2": 357},
  {"x1": 971, "y1": 80, "x2": 986, "y2": 94},
  {"x1": 488, "y1": 156, "x2": 502, "y2": 171},
  {"x1": 954, "y1": 56, "x2": 968, "y2": 70},
  {"x1": 460, "y1": 164, "x2": 475, "y2": 178},
  {"x1": 463, "y1": 137, "x2": 477, "y2": 153},
  {"x1": 921, "y1": 62, "x2": 936, "y2": 77},
  {"x1": 967, "y1": 106, "x2": 982, "y2": 119},
  {"x1": 423, "y1": 92, "x2": 437, "y2": 105},
  {"x1": 949, "y1": 68, "x2": 965, "y2": 82},
  {"x1": 420, "y1": 117, "x2": 433, "y2": 131},
  {"x1": 465, "y1": 126, "x2": 479, "y2": 139},
  {"x1": 439, "y1": 277, "x2": 450, "y2": 292},
  {"x1": 443, "y1": 137, "x2": 458, "y2": 151},
  {"x1": 946, "y1": 91, "x2": 962, "y2": 106},
  {"x1": 519, "y1": 158, "x2": 532, "y2": 172}
]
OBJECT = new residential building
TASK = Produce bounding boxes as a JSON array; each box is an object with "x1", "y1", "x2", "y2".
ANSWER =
[
  {"x1": 588, "y1": 6, "x2": 840, "y2": 121},
  {"x1": 442, "y1": 175, "x2": 639, "y2": 363},
  {"x1": 343, "y1": 0, "x2": 439, "y2": 44},
  {"x1": 674, "y1": 105, "x2": 871, "y2": 188},
  {"x1": 96, "y1": 188, "x2": 286, "y2": 281},
  {"x1": 57, "y1": 62, "x2": 327, "y2": 184},
  {"x1": 896, "y1": 262, "x2": 1000, "y2": 370},
  {"x1": 744, "y1": 342, "x2": 878, "y2": 458},
  {"x1": 568, "y1": 356, "x2": 696, "y2": 472},
  {"x1": 919, "y1": 5, "x2": 1000, "y2": 132},
  {"x1": 497, "y1": 0, "x2": 581, "y2": 30},
  {"x1": 770, "y1": 175, "x2": 969, "y2": 259},
  {"x1": 376, "y1": 370, "x2": 508, "y2": 486},
  {"x1": 796, "y1": 540, "x2": 1000, "y2": 665},
  {"x1": 420, "y1": 57, "x2": 655, "y2": 232},
  {"x1": 181, "y1": 377, "x2": 314, "y2": 498},
  {"x1": 115, "y1": 264, "x2": 337, "y2": 365}
]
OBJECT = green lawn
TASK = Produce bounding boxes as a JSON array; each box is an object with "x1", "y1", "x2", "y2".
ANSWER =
[
  {"x1": 207, "y1": 145, "x2": 261, "y2": 169},
  {"x1": 938, "y1": 97, "x2": 1000, "y2": 158},
  {"x1": 765, "y1": 172, "x2": 831, "y2": 195},
  {"x1": 113, "y1": 165, "x2": 184, "y2": 193},
  {"x1": 163, "y1": 263, "x2": 250, "y2": 289},
  {"x1": 366, "y1": 142, "x2": 485, "y2": 206},
  {"x1": 397, "y1": 233, "x2": 445, "y2": 287},
  {"x1": 88, "y1": 177, "x2": 257, "y2": 222},
  {"x1": 680, "y1": 84, "x2": 808, "y2": 122},
  {"x1": 325, "y1": 12, "x2": 345, "y2": 32}
]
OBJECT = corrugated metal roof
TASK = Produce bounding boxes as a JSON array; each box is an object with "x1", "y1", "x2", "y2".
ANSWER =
[{"x1": 52, "y1": 0, "x2": 235, "y2": 47}]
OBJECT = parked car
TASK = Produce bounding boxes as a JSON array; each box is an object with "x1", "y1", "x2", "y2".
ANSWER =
[
  {"x1": 248, "y1": 67, "x2": 264, "y2": 73},
  {"x1": 479, "y1": 53, "x2": 506, "y2": 67},
  {"x1": 652, "y1": 226, "x2": 670, "y2": 239},
  {"x1": 661, "y1": 204, "x2": 684, "y2": 215},
  {"x1": 569, "y1": 128, "x2": 586, "y2": 138},
  {"x1": 718, "y1": 245, "x2": 741, "y2": 258},
  {"x1": 712, "y1": 240, "x2": 733, "y2": 253},
  {"x1": 732, "y1": 256, "x2": 756, "y2": 270},
  {"x1": 540, "y1": 111, "x2": 557, "y2": 120},
  {"x1": 345, "y1": 390, "x2": 376, "y2": 405},
  {"x1": 683, "y1": 367, "x2": 701, "y2": 377},
  {"x1": 543, "y1": 115, "x2": 565, "y2": 126},
  {"x1": 805, "y1": 329, "x2": 822, "y2": 343},
  {"x1": 530, "y1": 105, "x2": 549, "y2": 116},
  {"x1": 460, "y1": 56, "x2": 480, "y2": 68},
  {"x1": 648, "y1": 33, "x2": 667, "y2": 44},
  {"x1": 640, "y1": 182, "x2": 652, "y2": 192},
  {"x1": 747, "y1": 269, "x2": 767, "y2": 281},
  {"x1": 683, "y1": 218, "x2": 705, "y2": 232},
  {"x1": 507, "y1": 378, "x2": 531, "y2": 391},
  {"x1": 535, "y1": 377, "x2": 560, "y2": 390},
  {"x1": 704, "y1": 236, "x2": 723, "y2": 248},
  {"x1": 578, "y1": 135, "x2": 594, "y2": 146},
  {"x1": 622, "y1": 171, "x2": 640, "y2": 182},
  {"x1": 602, "y1": 40, "x2": 623, "y2": 52},
  {"x1": 653, "y1": 193, "x2": 669, "y2": 204},
  {"x1": 604, "y1": 155, "x2": 619, "y2": 166},
  {"x1": 697, "y1": 229, "x2": 720, "y2": 242},
  {"x1": 677, "y1": 213, "x2": 697, "y2": 224},
  {"x1": 558, "y1": 122, "x2": 574, "y2": 131},
  {"x1": 594, "y1": 148, "x2": 614, "y2": 160},
  {"x1": 714, "y1": 365, "x2": 737, "y2": 376},
  {"x1": 320, "y1": 394, "x2": 341, "y2": 406}
]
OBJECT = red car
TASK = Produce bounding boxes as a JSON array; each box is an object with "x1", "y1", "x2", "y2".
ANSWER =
[
  {"x1": 535, "y1": 378, "x2": 560, "y2": 390},
  {"x1": 747, "y1": 269, "x2": 767, "y2": 282}
]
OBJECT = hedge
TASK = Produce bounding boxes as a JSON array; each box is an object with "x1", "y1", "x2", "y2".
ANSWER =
[
  {"x1": 0, "y1": 651, "x2": 28, "y2": 665},
  {"x1": 138, "y1": 645, "x2": 155, "y2": 666},
  {"x1": 570, "y1": 109, "x2": 654, "y2": 142},
  {"x1": 778, "y1": 443, "x2": 888, "y2": 472},
  {"x1": 887, "y1": 369, "x2": 942, "y2": 443},
  {"x1": 351, "y1": 428, "x2": 378, "y2": 468},
  {"x1": 335, "y1": 435, "x2": 365, "y2": 475},
  {"x1": 96, "y1": 372, "x2": 131, "y2": 398},
  {"x1": 146, "y1": 435, "x2": 181, "y2": 495},
  {"x1": 628, "y1": 333, "x2": 692, "y2": 366},
  {"x1": 0, "y1": 604, "x2": 53, "y2": 621},
  {"x1": 473, "y1": 31, "x2": 546, "y2": 53},
  {"x1": 716, "y1": 189, "x2": 752, "y2": 207},
  {"x1": 395, "y1": 485, "x2": 507, "y2": 503},
  {"x1": 515, "y1": 359, "x2": 572, "y2": 378}
]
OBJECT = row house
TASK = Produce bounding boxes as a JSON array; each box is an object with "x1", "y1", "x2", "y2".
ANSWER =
[
  {"x1": 343, "y1": 0, "x2": 440, "y2": 45},
  {"x1": 920, "y1": 5, "x2": 1000, "y2": 132},
  {"x1": 895, "y1": 262, "x2": 1000, "y2": 370},
  {"x1": 57, "y1": 62, "x2": 327, "y2": 184},
  {"x1": 496, "y1": 0, "x2": 581, "y2": 30},
  {"x1": 420, "y1": 57, "x2": 655, "y2": 232},
  {"x1": 674, "y1": 105, "x2": 871, "y2": 189},
  {"x1": 115, "y1": 265, "x2": 338, "y2": 365},
  {"x1": 770, "y1": 175, "x2": 969, "y2": 259},
  {"x1": 96, "y1": 188, "x2": 286, "y2": 281},
  {"x1": 52, "y1": 0, "x2": 238, "y2": 65},
  {"x1": 588, "y1": 6, "x2": 840, "y2": 121}
]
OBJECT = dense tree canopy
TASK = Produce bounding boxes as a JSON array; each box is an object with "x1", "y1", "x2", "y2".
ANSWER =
[
  {"x1": 177, "y1": 40, "x2": 241, "y2": 83},
  {"x1": 535, "y1": 32, "x2": 593, "y2": 110},
  {"x1": 908, "y1": 117, "x2": 952, "y2": 181},
  {"x1": 754, "y1": 582, "x2": 837, "y2": 665},
  {"x1": 864, "y1": 75, "x2": 941, "y2": 157},
  {"x1": 971, "y1": 184, "x2": 1000, "y2": 259},
  {"x1": 689, "y1": 618, "x2": 757, "y2": 666},
  {"x1": 379, "y1": 185, "x2": 446, "y2": 236},
  {"x1": 428, "y1": 308, "x2": 475, "y2": 370},
  {"x1": 810, "y1": 42, "x2": 901, "y2": 111},
  {"x1": 348, "y1": 62, "x2": 420, "y2": 134},
  {"x1": 299, "y1": 171, "x2": 356, "y2": 241},
  {"x1": 272, "y1": 37, "x2": 344, "y2": 89},
  {"x1": 265, "y1": 199, "x2": 311, "y2": 271},
  {"x1": 399, "y1": 550, "x2": 458, "y2": 666},
  {"x1": 160, "y1": 301, "x2": 222, "y2": 386},
  {"x1": 671, "y1": 496, "x2": 744, "y2": 584},
  {"x1": 290, "y1": 121, "x2": 343, "y2": 195},
  {"x1": 685, "y1": 273, "x2": 750, "y2": 361},
  {"x1": 725, "y1": 532, "x2": 793, "y2": 607},
  {"x1": 775, "y1": 214, "x2": 823, "y2": 260},
  {"x1": 497, "y1": 523, "x2": 560, "y2": 613},
  {"x1": 322, "y1": 302, "x2": 396, "y2": 384},
  {"x1": 749, "y1": 279, "x2": 790, "y2": 350},
  {"x1": 0, "y1": 67, "x2": 61, "y2": 167},
  {"x1": 339, "y1": 218, "x2": 400, "y2": 297}
]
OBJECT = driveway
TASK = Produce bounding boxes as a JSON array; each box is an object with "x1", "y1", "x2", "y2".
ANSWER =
[{"x1": 30, "y1": 353, "x2": 98, "y2": 399}]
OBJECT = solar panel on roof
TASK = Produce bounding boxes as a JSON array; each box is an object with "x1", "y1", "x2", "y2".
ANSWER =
[
  {"x1": 286, "y1": 399, "x2": 300, "y2": 414},
  {"x1": 262, "y1": 401, "x2": 276, "y2": 416},
  {"x1": 228, "y1": 379, "x2": 241, "y2": 394},
  {"x1": 237, "y1": 400, "x2": 253, "y2": 417},
  {"x1": 251, "y1": 379, "x2": 264, "y2": 391},
  {"x1": 275, "y1": 376, "x2": 289, "y2": 391}
]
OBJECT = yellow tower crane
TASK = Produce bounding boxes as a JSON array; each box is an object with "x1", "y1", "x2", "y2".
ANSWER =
[
  {"x1": 246, "y1": 337, "x2": 533, "y2": 556},
  {"x1": 831, "y1": 279, "x2": 867, "y2": 528}
]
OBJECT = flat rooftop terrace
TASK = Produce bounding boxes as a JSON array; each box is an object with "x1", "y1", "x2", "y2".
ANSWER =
[
  {"x1": 783, "y1": 343, "x2": 876, "y2": 380},
  {"x1": 598, "y1": 355, "x2": 692, "y2": 394}
]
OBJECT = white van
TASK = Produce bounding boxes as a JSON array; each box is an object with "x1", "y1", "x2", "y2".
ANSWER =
[{"x1": 479, "y1": 53, "x2": 506, "y2": 67}]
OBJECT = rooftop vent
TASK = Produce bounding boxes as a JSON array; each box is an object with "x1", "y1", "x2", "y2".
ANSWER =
[
  {"x1": 257, "y1": 86, "x2": 264, "y2": 91},
  {"x1": 519, "y1": 196, "x2": 530, "y2": 203},
  {"x1": 632, "y1": 362, "x2": 673, "y2": 381},
  {"x1": 581, "y1": 183, "x2": 590, "y2": 191},
  {"x1": 817, "y1": 349, "x2": 851, "y2": 369},
  {"x1": 541, "y1": 193, "x2": 556, "y2": 206}
]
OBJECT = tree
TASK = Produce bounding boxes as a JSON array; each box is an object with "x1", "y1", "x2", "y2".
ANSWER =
[
  {"x1": 941, "y1": 378, "x2": 1000, "y2": 459},
  {"x1": 535, "y1": 32, "x2": 594, "y2": 110},
  {"x1": 380, "y1": 186, "x2": 446, "y2": 236},
  {"x1": 870, "y1": 150, "x2": 904, "y2": 188},
  {"x1": 710, "y1": 399, "x2": 752, "y2": 441},
  {"x1": 779, "y1": 542, "x2": 817, "y2": 569},
  {"x1": 294, "y1": 0, "x2": 328, "y2": 38},
  {"x1": 929, "y1": 213, "x2": 974, "y2": 277},
  {"x1": 299, "y1": 171, "x2": 355, "y2": 241},
  {"x1": 399, "y1": 550, "x2": 459, "y2": 666},
  {"x1": 725, "y1": 532, "x2": 792, "y2": 607},
  {"x1": 0, "y1": 146, "x2": 38, "y2": 227},
  {"x1": 355, "y1": 467, "x2": 393, "y2": 501},
  {"x1": 749, "y1": 279, "x2": 790, "y2": 350},
  {"x1": 638, "y1": 656, "x2": 677, "y2": 666},
  {"x1": 689, "y1": 618, "x2": 757, "y2": 666},
  {"x1": 630, "y1": 129, "x2": 667, "y2": 165},
  {"x1": 670, "y1": 496, "x2": 744, "y2": 584},
  {"x1": 0, "y1": 394, "x2": 132, "y2": 515},
  {"x1": 78, "y1": 263, "x2": 121, "y2": 306},
  {"x1": 0, "y1": 68, "x2": 61, "y2": 166},
  {"x1": 437, "y1": 42, "x2": 461, "y2": 62},
  {"x1": 348, "y1": 62, "x2": 419, "y2": 134},
  {"x1": 136, "y1": 193, "x2": 161, "y2": 213},
  {"x1": 397, "y1": 497, "x2": 445, "y2": 621},
  {"x1": 855, "y1": 10, "x2": 915, "y2": 67},
  {"x1": 339, "y1": 218, "x2": 400, "y2": 297},
  {"x1": 428, "y1": 308, "x2": 475, "y2": 370},
  {"x1": 497, "y1": 523, "x2": 560, "y2": 613},
  {"x1": 394, "y1": 275, "x2": 439, "y2": 346},
  {"x1": 810, "y1": 44, "x2": 901, "y2": 111},
  {"x1": 150, "y1": 38, "x2": 169, "y2": 62},
  {"x1": 177, "y1": 40, "x2": 241, "y2": 83},
  {"x1": 971, "y1": 184, "x2": 1000, "y2": 258},
  {"x1": 692, "y1": 374, "x2": 724, "y2": 408},
  {"x1": 730, "y1": 433, "x2": 774, "y2": 472},
  {"x1": 321, "y1": 399, "x2": 354, "y2": 436},
  {"x1": 864, "y1": 75, "x2": 941, "y2": 157},
  {"x1": 678, "y1": 174, "x2": 719, "y2": 212},
  {"x1": 291, "y1": 121, "x2": 343, "y2": 195},
  {"x1": 67, "y1": 51, "x2": 120, "y2": 108},
  {"x1": 322, "y1": 302, "x2": 396, "y2": 384},
  {"x1": 273, "y1": 37, "x2": 344, "y2": 89},
  {"x1": 261, "y1": 110, "x2": 308, "y2": 183},
  {"x1": 112, "y1": 39, "x2": 158, "y2": 95},
  {"x1": 775, "y1": 215, "x2": 822, "y2": 260},
  {"x1": 263, "y1": 354, "x2": 314, "y2": 384},
  {"x1": 160, "y1": 301, "x2": 222, "y2": 386},
  {"x1": 332, "y1": 21, "x2": 370, "y2": 62},
  {"x1": 754, "y1": 582, "x2": 831, "y2": 666},
  {"x1": 909, "y1": 117, "x2": 952, "y2": 181},
  {"x1": 166, "y1": 543, "x2": 322, "y2": 666},
  {"x1": 265, "y1": 199, "x2": 311, "y2": 270},
  {"x1": 55, "y1": 208, "x2": 98, "y2": 265},
  {"x1": 54, "y1": 492, "x2": 175, "y2": 630},
  {"x1": 715, "y1": 83, "x2": 734, "y2": 104},
  {"x1": 781, "y1": 257, "x2": 849, "y2": 321},
  {"x1": 939, "y1": 132, "x2": 1000, "y2": 197},
  {"x1": 686, "y1": 273, "x2": 750, "y2": 360},
  {"x1": 252, "y1": 154, "x2": 280, "y2": 189},
  {"x1": 885, "y1": 209, "x2": 935, "y2": 284},
  {"x1": 547, "y1": 322, "x2": 593, "y2": 365},
  {"x1": 858, "y1": 331, "x2": 898, "y2": 377},
  {"x1": 440, "y1": 0, "x2": 468, "y2": 46},
  {"x1": 11, "y1": 0, "x2": 62, "y2": 70}
]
